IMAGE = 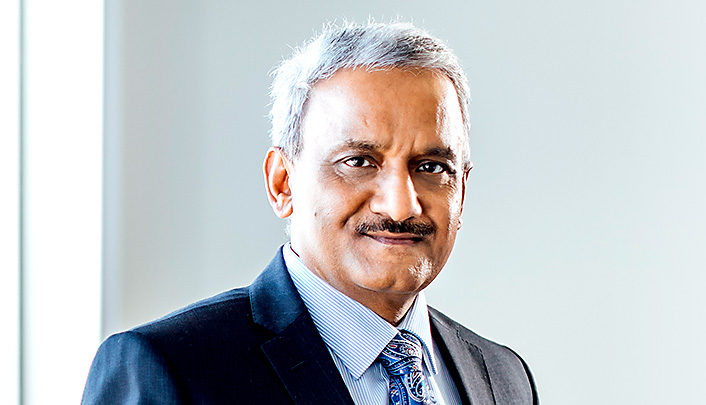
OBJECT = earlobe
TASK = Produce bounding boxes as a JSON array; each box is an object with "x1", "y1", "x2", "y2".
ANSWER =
[{"x1": 263, "y1": 147, "x2": 294, "y2": 218}]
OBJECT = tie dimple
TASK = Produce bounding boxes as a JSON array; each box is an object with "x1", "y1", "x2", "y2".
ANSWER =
[{"x1": 377, "y1": 331, "x2": 435, "y2": 405}]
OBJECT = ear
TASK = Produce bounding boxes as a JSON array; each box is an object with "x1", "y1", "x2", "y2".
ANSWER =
[
  {"x1": 263, "y1": 147, "x2": 294, "y2": 218},
  {"x1": 457, "y1": 163, "x2": 473, "y2": 230}
]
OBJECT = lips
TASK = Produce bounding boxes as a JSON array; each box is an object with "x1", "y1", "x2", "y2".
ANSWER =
[{"x1": 363, "y1": 232, "x2": 425, "y2": 245}]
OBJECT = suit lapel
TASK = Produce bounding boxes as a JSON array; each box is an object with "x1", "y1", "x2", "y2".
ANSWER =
[
  {"x1": 430, "y1": 308, "x2": 496, "y2": 405},
  {"x1": 261, "y1": 314, "x2": 355, "y2": 404},
  {"x1": 250, "y1": 249, "x2": 355, "y2": 405}
]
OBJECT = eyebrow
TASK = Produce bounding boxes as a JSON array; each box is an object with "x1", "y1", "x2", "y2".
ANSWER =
[
  {"x1": 340, "y1": 139, "x2": 382, "y2": 152},
  {"x1": 335, "y1": 140, "x2": 458, "y2": 161},
  {"x1": 423, "y1": 146, "x2": 457, "y2": 162}
]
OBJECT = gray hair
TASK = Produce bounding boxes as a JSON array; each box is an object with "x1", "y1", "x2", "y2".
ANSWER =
[{"x1": 269, "y1": 21, "x2": 471, "y2": 167}]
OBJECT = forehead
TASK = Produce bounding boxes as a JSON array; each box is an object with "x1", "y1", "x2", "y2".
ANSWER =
[{"x1": 300, "y1": 68, "x2": 465, "y2": 158}]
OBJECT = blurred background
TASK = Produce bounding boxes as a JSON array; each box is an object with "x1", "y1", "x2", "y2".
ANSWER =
[{"x1": 2, "y1": 0, "x2": 705, "y2": 404}]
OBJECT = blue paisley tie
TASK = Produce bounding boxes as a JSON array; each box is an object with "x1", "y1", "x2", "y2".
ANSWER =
[{"x1": 377, "y1": 331, "x2": 435, "y2": 405}]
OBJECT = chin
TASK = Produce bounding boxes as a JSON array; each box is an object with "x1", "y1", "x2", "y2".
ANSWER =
[{"x1": 355, "y1": 260, "x2": 438, "y2": 294}]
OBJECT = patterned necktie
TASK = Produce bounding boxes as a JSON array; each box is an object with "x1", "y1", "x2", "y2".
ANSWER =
[{"x1": 377, "y1": 330, "x2": 435, "y2": 405}]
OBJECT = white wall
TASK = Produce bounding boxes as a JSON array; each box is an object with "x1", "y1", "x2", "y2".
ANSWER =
[
  {"x1": 0, "y1": 1, "x2": 21, "y2": 403},
  {"x1": 103, "y1": 1, "x2": 706, "y2": 403},
  {"x1": 22, "y1": 1, "x2": 104, "y2": 404}
]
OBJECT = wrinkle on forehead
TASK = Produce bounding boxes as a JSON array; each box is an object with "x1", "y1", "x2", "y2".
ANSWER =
[{"x1": 300, "y1": 68, "x2": 465, "y2": 161}]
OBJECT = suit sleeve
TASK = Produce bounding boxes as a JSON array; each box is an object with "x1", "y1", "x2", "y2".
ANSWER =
[
  {"x1": 514, "y1": 348, "x2": 539, "y2": 405},
  {"x1": 81, "y1": 331, "x2": 184, "y2": 404},
  {"x1": 490, "y1": 345, "x2": 539, "y2": 405}
]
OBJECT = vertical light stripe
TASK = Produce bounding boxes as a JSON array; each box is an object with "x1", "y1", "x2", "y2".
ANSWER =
[
  {"x1": 0, "y1": 1, "x2": 21, "y2": 404},
  {"x1": 22, "y1": 1, "x2": 103, "y2": 404}
]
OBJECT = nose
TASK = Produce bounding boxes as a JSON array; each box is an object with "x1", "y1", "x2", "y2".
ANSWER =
[{"x1": 369, "y1": 165, "x2": 423, "y2": 222}]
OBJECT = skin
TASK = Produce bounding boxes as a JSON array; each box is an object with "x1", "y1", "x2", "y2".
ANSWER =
[{"x1": 264, "y1": 68, "x2": 471, "y2": 325}]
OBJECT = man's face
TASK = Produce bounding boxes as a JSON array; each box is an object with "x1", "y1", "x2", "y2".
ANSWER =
[{"x1": 280, "y1": 68, "x2": 468, "y2": 311}]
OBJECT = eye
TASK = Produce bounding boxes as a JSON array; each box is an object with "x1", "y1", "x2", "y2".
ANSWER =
[
  {"x1": 417, "y1": 161, "x2": 450, "y2": 174},
  {"x1": 343, "y1": 156, "x2": 374, "y2": 168}
]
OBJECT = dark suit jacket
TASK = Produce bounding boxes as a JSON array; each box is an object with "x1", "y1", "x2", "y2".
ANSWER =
[{"x1": 82, "y1": 248, "x2": 538, "y2": 404}]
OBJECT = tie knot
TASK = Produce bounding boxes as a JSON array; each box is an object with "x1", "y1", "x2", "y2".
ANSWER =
[{"x1": 377, "y1": 331, "x2": 424, "y2": 376}]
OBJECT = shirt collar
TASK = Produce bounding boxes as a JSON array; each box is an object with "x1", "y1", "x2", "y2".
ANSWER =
[{"x1": 283, "y1": 243, "x2": 438, "y2": 379}]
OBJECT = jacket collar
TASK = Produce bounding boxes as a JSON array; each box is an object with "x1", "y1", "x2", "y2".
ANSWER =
[
  {"x1": 430, "y1": 307, "x2": 496, "y2": 405},
  {"x1": 250, "y1": 247, "x2": 306, "y2": 333},
  {"x1": 250, "y1": 247, "x2": 355, "y2": 405}
]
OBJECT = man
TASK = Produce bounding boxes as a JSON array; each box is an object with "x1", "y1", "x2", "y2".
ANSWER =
[{"x1": 83, "y1": 21, "x2": 538, "y2": 404}]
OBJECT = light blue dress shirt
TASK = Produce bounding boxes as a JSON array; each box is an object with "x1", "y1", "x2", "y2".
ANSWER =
[{"x1": 283, "y1": 244, "x2": 462, "y2": 405}]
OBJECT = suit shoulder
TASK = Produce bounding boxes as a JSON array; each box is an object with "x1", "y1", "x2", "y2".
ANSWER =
[
  {"x1": 429, "y1": 306, "x2": 519, "y2": 358},
  {"x1": 429, "y1": 307, "x2": 539, "y2": 404},
  {"x1": 82, "y1": 330, "x2": 183, "y2": 404},
  {"x1": 132, "y1": 286, "x2": 253, "y2": 337}
]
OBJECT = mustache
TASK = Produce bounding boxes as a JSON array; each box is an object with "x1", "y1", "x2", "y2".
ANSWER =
[{"x1": 355, "y1": 218, "x2": 435, "y2": 237}]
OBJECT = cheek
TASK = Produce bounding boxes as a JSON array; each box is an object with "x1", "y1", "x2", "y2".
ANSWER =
[
  {"x1": 448, "y1": 192, "x2": 464, "y2": 220},
  {"x1": 321, "y1": 168, "x2": 374, "y2": 207},
  {"x1": 307, "y1": 184, "x2": 367, "y2": 229},
  {"x1": 424, "y1": 185, "x2": 464, "y2": 228}
]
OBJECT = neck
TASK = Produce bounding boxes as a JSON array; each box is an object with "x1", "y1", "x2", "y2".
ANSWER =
[
  {"x1": 288, "y1": 243, "x2": 422, "y2": 325},
  {"x1": 337, "y1": 285, "x2": 418, "y2": 325},
  {"x1": 375, "y1": 299, "x2": 416, "y2": 326}
]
